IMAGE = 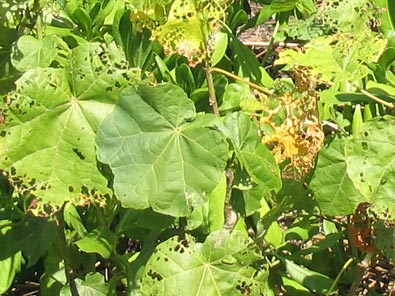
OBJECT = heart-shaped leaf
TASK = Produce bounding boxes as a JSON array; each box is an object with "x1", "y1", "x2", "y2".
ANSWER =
[{"x1": 96, "y1": 84, "x2": 228, "y2": 217}]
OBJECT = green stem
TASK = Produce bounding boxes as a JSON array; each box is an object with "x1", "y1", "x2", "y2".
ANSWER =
[
  {"x1": 204, "y1": 59, "x2": 220, "y2": 116},
  {"x1": 57, "y1": 204, "x2": 80, "y2": 296},
  {"x1": 112, "y1": 255, "x2": 135, "y2": 296},
  {"x1": 327, "y1": 258, "x2": 354, "y2": 295},
  {"x1": 261, "y1": 20, "x2": 280, "y2": 66}
]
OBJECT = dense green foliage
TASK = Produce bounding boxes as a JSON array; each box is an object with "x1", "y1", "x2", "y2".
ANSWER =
[{"x1": 1, "y1": 0, "x2": 395, "y2": 295}]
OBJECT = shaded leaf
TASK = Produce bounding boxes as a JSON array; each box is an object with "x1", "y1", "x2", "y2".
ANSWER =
[
  {"x1": 74, "y1": 228, "x2": 116, "y2": 259},
  {"x1": 0, "y1": 220, "x2": 22, "y2": 294},
  {"x1": 12, "y1": 215, "x2": 58, "y2": 267},
  {"x1": 284, "y1": 259, "x2": 334, "y2": 294},
  {"x1": 60, "y1": 273, "x2": 109, "y2": 296}
]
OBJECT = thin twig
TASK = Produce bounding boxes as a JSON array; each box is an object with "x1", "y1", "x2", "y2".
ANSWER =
[
  {"x1": 359, "y1": 88, "x2": 395, "y2": 109},
  {"x1": 210, "y1": 67, "x2": 274, "y2": 96},
  {"x1": 242, "y1": 41, "x2": 302, "y2": 48}
]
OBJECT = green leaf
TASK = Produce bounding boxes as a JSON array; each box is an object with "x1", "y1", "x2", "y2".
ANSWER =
[
  {"x1": 63, "y1": 203, "x2": 87, "y2": 236},
  {"x1": 271, "y1": 0, "x2": 297, "y2": 12},
  {"x1": 186, "y1": 174, "x2": 227, "y2": 233},
  {"x1": 0, "y1": 220, "x2": 22, "y2": 294},
  {"x1": 282, "y1": 277, "x2": 311, "y2": 296},
  {"x1": 219, "y1": 83, "x2": 252, "y2": 112},
  {"x1": 229, "y1": 33, "x2": 263, "y2": 83},
  {"x1": 222, "y1": 112, "x2": 281, "y2": 211},
  {"x1": 12, "y1": 215, "x2": 58, "y2": 267},
  {"x1": 116, "y1": 208, "x2": 174, "y2": 233},
  {"x1": 0, "y1": 42, "x2": 138, "y2": 209},
  {"x1": 345, "y1": 118, "x2": 395, "y2": 217},
  {"x1": 276, "y1": 34, "x2": 386, "y2": 87},
  {"x1": 60, "y1": 273, "x2": 110, "y2": 296},
  {"x1": 366, "y1": 81, "x2": 395, "y2": 98},
  {"x1": 283, "y1": 259, "x2": 334, "y2": 294},
  {"x1": 377, "y1": 0, "x2": 395, "y2": 45},
  {"x1": 310, "y1": 137, "x2": 365, "y2": 216},
  {"x1": 11, "y1": 35, "x2": 58, "y2": 72},
  {"x1": 375, "y1": 220, "x2": 395, "y2": 259},
  {"x1": 151, "y1": 0, "x2": 231, "y2": 66},
  {"x1": 113, "y1": 9, "x2": 155, "y2": 70},
  {"x1": 96, "y1": 84, "x2": 228, "y2": 216},
  {"x1": 295, "y1": 0, "x2": 317, "y2": 17},
  {"x1": 74, "y1": 228, "x2": 115, "y2": 259},
  {"x1": 207, "y1": 174, "x2": 227, "y2": 232},
  {"x1": 140, "y1": 230, "x2": 268, "y2": 296},
  {"x1": 210, "y1": 32, "x2": 228, "y2": 67}
]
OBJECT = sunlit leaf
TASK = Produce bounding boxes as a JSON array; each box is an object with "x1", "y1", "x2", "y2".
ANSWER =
[
  {"x1": 221, "y1": 112, "x2": 281, "y2": 215},
  {"x1": 0, "y1": 42, "x2": 139, "y2": 209},
  {"x1": 140, "y1": 230, "x2": 268, "y2": 295},
  {"x1": 11, "y1": 35, "x2": 58, "y2": 72},
  {"x1": 346, "y1": 118, "x2": 395, "y2": 217},
  {"x1": 96, "y1": 84, "x2": 228, "y2": 217},
  {"x1": 310, "y1": 137, "x2": 365, "y2": 216},
  {"x1": 144, "y1": 0, "x2": 232, "y2": 66}
]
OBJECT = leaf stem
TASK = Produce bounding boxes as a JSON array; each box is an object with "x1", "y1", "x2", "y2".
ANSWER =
[
  {"x1": 56, "y1": 204, "x2": 80, "y2": 296},
  {"x1": 210, "y1": 67, "x2": 273, "y2": 96},
  {"x1": 223, "y1": 168, "x2": 238, "y2": 230},
  {"x1": 346, "y1": 253, "x2": 373, "y2": 296},
  {"x1": 327, "y1": 257, "x2": 354, "y2": 295}
]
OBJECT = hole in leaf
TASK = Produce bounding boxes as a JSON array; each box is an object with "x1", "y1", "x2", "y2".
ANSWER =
[
  {"x1": 68, "y1": 186, "x2": 74, "y2": 192},
  {"x1": 361, "y1": 142, "x2": 368, "y2": 151},
  {"x1": 81, "y1": 185, "x2": 89, "y2": 195},
  {"x1": 10, "y1": 167, "x2": 16, "y2": 176},
  {"x1": 147, "y1": 270, "x2": 163, "y2": 281},
  {"x1": 72, "y1": 148, "x2": 85, "y2": 160}
]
